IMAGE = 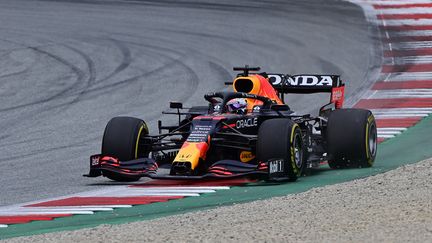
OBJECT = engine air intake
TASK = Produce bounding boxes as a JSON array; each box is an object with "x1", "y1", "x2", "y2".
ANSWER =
[{"x1": 234, "y1": 78, "x2": 254, "y2": 93}]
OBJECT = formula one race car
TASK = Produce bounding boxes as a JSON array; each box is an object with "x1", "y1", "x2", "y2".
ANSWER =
[{"x1": 85, "y1": 66, "x2": 377, "y2": 182}]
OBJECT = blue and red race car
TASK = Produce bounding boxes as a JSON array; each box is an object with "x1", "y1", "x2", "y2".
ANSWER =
[{"x1": 85, "y1": 66, "x2": 377, "y2": 182}]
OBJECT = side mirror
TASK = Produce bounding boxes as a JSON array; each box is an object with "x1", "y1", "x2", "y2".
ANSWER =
[{"x1": 170, "y1": 102, "x2": 183, "y2": 109}]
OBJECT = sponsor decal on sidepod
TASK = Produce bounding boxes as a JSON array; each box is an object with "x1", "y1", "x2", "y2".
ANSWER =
[{"x1": 236, "y1": 118, "x2": 258, "y2": 129}]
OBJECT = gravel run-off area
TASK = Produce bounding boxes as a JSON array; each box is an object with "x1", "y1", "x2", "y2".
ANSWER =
[{"x1": 4, "y1": 158, "x2": 432, "y2": 243}]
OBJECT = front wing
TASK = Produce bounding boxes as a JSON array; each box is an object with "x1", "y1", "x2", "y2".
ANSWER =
[{"x1": 84, "y1": 155, "x2": 272, "y2": 180}]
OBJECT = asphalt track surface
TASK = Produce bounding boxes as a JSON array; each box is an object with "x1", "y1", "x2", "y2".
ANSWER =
[{"x1": 0, "y1": 0, "x2": 378, "y2": 206}]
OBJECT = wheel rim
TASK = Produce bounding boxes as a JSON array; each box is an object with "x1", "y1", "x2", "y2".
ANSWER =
[
  {"x1": 293, "y1": 133, "x2": 303, "y2": 168},
  {"x1": 368, "y1": 123, "x2": 377, "y2": 157}
]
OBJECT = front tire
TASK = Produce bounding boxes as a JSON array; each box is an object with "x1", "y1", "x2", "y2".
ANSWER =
[
  {"x1": 257, "y1": 119, "x2": 304, "y2": 181},
  {"x1": 327, "y1": 109, "x2": 377, "y2": 168},
  {"x1": 102, "y1": 116, "x2": 149, "y2": 181}
]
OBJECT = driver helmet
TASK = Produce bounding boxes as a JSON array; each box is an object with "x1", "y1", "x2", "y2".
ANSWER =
[{"x1": 226, "y1": 98, "x2": 247, "y2": 114}]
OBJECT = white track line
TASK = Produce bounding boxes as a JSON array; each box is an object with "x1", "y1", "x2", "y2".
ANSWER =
[
  {"x1": 378, "y1": 127, "x2": 408, "y2": 131},
  {"x1": 93, "y1": 192, "x2": 202, "y2": 197},
  {"x1": 371, "y1": 89, "x2": 432, "y2": 98},
  {"x1": 371, "y1": 107, "x2": 432, "y2": 112},
  {"x1": 0, "y1": 207, "x2": 114, "y2": 212},
  {"x1": 384, "y1": 41, "x2": 432, "y2": 50},
  {"x1": 81, "y1": 205, "x2": 132, "y2": 208},
  {"x1": 378, "y1": 134, "x2": 396, "y2": 138},
  {"x1": 378, "y1": 8, "x2": 432, "y2": 15},
  {"x1": 127, "y1": 186, "x2": 230, "y2": 190},
  {"x1": 371, "y1": 108, "x2": 432, "y2": 118},
  {"x1": 374, "y1": 113, "x2": 429, "y2": 118},
  {"x1": 26, "y1": 205, "x2": 132, "y2": 209},
  {"x1": 388, "y1": 30, "x2": 432, "y2": 37},
  {"x1": 378, "y1": 130, "x2": 403, "y2": 135},
  {"x1": 372, "y1": 93, "x2": 432, "y2": 98},
  {"x1": 0, "y1": 224, "x2": 8, "y2": 228},
  {"x1": 19, "y1": 207, "x2": 114, "y2": 211},
  {"x1": 384, "y1": 56, "x2": 432, "y2": 65},
  {"x1": 381, "y1": 19, "x2": 432, "y2": 26},
  {"x1": 107, "y1": 189, "x2": 218, "y2": 196},
  {"x1": 372, "y1": 109, "x2": 431, "y2": 115},
  {"x1": 0, "y1": 211, "x2": 94, "y2": 215},
  {"x1": 78, "y1": 189, "x2": 207, "y2": 197},
  {"x1": 74, "y1": 186, "x2": 229, "y2": 197},
  {"x1": 381, "y1": 72, "x2": 432, "y2": 81},
  {"x1": 374, "y1": 88, "x2": 432, "y2": 93},
  {"x1": 372, "y1": 111, "x2": 430, "y2": 117},
  {"x1": 71, "y1": 186, "x2": 229, "y2": 198},
  {"x1": 125, "y1": 188, "x2": 217, "y2": 193}
]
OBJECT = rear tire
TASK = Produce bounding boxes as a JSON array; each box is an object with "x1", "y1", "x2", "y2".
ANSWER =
[
  {"x1": 102, "y1": 117, "x2": 149, "y2": 181},
  {"x1": 327, "y1": 109, "x2": 377, "y2": 168},
  {"x1": 257, "y1": 119, "x2": 304, "y2": 181}
]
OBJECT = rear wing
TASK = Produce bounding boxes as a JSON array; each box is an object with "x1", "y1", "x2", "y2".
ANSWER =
[
  {"x1": 267, "y1": 74, "x2": 343, "y2": 93},
  {"x1": 267, "y1": 74, "x2": 345, "y2": 109}
]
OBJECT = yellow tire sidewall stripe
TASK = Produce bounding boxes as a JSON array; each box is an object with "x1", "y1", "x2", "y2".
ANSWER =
[
  {"x1": 290, "y1": 123, "x2": 300, "y2": 175},
  {"x1": 135, "y1": 124, "x2": 145, "y2": 159},
  {"x1": 366, "y1": 115, "x2": 375, "y2": 165}
]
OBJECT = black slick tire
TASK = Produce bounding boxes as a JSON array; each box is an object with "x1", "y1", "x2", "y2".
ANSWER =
[
  {"x1": 257, "y1": 118, "x2": 304, "y2": 181},
  {"x1": 326, "y1": 109, "x2": 377, "y2": 168},
  {"x1": 102, "y1": 116, "x2": 149, "y2": 181}
]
